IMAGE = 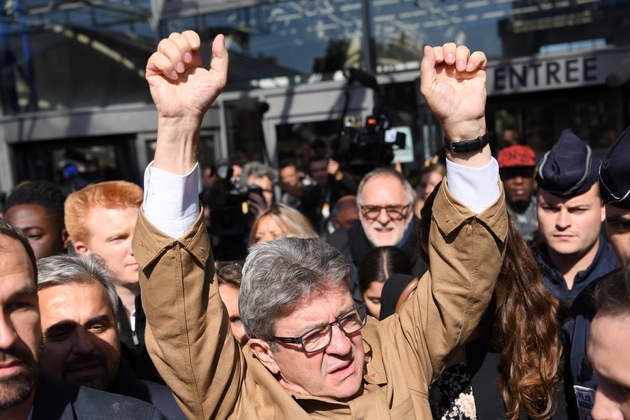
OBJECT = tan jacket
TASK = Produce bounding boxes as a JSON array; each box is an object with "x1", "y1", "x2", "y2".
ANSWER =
[{"x1": 133, "y1": 179, "x2": 507, "y2": 420}]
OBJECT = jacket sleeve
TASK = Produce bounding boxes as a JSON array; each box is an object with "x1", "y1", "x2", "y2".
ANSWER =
[
  {"x1": 133, "y1": 209, "x2": 243, "y2": 419},
  {"x1": 386, "y1": 176, "x2": 508, "y2": 399}
]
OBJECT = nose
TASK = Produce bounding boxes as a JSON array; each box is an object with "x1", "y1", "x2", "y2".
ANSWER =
[
  {"x1": 325, "y1": 324, "x2": 353, "y2": 356},
  {"x1": 376, "y1": 208, "x2": 391, "y2": 225},
  {"x1": 0, "y1": 313, "x2": 18, "y2": 350},
  {"x1": 556, "y1": 208, "x2": 571, "y2": 229},
  {"x1": 126, "y1": 237, "x2": 135, "y2": 257},
  {"x1": 591, "y1": 385, "x2": 624, "y2": 420},
  {"x1": 72, "y1": 328, "x2": 96, "y2": 355}
]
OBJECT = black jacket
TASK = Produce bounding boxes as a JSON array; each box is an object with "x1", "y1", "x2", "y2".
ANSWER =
[
  {"x1": 108, "y1": 358, "x2": 186, "y2": 420},
  {"x1": 117, "y1": 293, "x2": 163, "y2": 384},
  {"x1": 535, "y1": 233, "x2": 618, "y2": 309},
  {"x1": 32, "y1": 375, "x2": 165, "y2": 419}
]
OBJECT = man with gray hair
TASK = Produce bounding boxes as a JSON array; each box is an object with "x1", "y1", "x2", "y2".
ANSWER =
[
  {"x1": 36, "y1": 254, "x2": 186, "y2": 419},
  {"x1": 240, "y1": 161, "x2": 278, "y2": 208},
  {"x1": 137, "y1": 32, "x2": 506, "y2": 419},
  {"x1": 328, "y1": 167, "x2": 426, "y2": 282}
]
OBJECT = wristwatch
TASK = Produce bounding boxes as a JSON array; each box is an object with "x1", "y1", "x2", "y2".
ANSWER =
[{"x1": 444, "y1": 132, "x2": 489, "y2": 154}]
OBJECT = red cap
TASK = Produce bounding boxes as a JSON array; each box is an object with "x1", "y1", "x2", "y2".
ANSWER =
[{"x1": 497, "y1": 145, "x2": 536, "y2": 168}]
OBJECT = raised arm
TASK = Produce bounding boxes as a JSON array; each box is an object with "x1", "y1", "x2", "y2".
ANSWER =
[
  {"x1": 420, "y1": 43, "x2": 490, "y2": 168},
  {"x1": 146, "y1": 31, "x2": 228, "y2": 175},
  {"x1": 134, "y1": 32, "x2": 243, "y2": 419},
  {"x1": 387, "y1": 43, "x2": 507, "y2": 418}
]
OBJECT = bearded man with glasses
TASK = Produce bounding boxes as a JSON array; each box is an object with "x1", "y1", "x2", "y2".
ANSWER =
[
  {"x1": 135, "y1": 32, "x2": 508, "y2": 419},
  {"x1": 328, "y1": 167, "x2": 426, "y2": 285}
]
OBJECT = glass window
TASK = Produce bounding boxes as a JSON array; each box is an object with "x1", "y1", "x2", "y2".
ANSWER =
[
  {"x1": 162, "y1": 0, "x2": 366, "y2": 87},
  {"x1": 370, "y1": 0, "x2": 630, "y2": 72}
]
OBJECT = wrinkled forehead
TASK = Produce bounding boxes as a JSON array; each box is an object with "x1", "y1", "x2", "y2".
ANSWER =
[
  {"x1": 361, "y1": 175, "x2": 407, "y2": 204},
  {"x1": 279, "y1": 287, "x2": 355, "y2": 328}
]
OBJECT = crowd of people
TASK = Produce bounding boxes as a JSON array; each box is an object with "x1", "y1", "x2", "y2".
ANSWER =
[{"x1": 0, "y1": 30, "x2": 629, "y2": 420}]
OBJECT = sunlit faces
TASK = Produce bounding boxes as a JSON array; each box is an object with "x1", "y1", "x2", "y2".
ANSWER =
[
  {"x1": 362, "y1": 281, "x2": 384, "y2": 318},
  {"x1": 359, "y1": 175, "x2": 413, "y2": 247},
  {"x1": 418, "y1": 171, "x2": 444, "y2": 201},
  {"x1": 588, "y1": 313, "x2": 630, "y2": 420},
  {"x1": 253, "y1": 215, "x2": 287, "y2": 244},
  {"x1": 73, "y1": 206, "x2": 139, "y2": 290},
  {"x1": 249, "y1": 290, "x2": 365, "y2": 401},
  {"x1": 218, "y1": 284, "x2": 247, "y2": 346},
  {"x1": 247, "y1": 175, "x2": 274, "y2": 207},
  {"x1": 4, "y1": 204, "x2": 66, "y2": 261},
  {"x1": 537, "y1": 184, "x2": 605, "y2": 259},
  {"x1": 0, "y1": 236, "x2": 41, "y2": 411},
  {"x1": 605, "y1": 205, "x2": 630, "y2": 268},
  {"x1": 39, "y1": 282, "x2": 120, "y2": 390}
]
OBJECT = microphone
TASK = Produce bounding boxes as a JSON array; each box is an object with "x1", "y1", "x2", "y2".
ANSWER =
[{"x1": 606, "y1": 58, "x2": 630, "y2": 89}]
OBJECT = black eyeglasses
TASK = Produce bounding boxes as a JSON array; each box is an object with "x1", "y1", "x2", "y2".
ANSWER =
[
  {"x1": 268, "y1": 301, "x2": 367, "y2": 354},
  {"x1": 360, "y1": 204, "x2": 411, "y2": 221}
]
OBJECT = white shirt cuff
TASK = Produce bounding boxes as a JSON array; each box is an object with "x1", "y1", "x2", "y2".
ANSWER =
[
  {"x1": 446, "y1": 157, "x2": 500, "y2": 214},
  {"x1": 143, "y1": 162, "x2": 200, "y2": 238}
]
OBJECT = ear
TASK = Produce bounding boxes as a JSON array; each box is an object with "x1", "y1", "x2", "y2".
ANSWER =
[
  {"x1": 247, "y1": 338, "x2": 279, "y2": 374},
  {"x1": 61, "y1": 228, "x2": 71, "y2": 250},
  {"x1": 601, "y1": 202, "x2": 607, "y2": 224},
  {"x1": 73, "y1": 241, "x2": 91, "y2": 257}
]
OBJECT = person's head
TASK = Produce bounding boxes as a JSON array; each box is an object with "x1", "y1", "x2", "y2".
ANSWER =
[
  {"x1": 36, "y1": 254, "x2": 120, "y2": 390},
  {"x1": 357, "y1": 246, "x2": 411, "y2": 318},
  {"x1": 502, "y1": 128, "x2": 520, "y2": 147},
  {"x1": 589, "y1": 267, "x2": 630, "y2": 419},
  {"x1": 536, "y1": 129, "x2": 604, "y2": 261},
  {"x1": 0, "y1": 218, "x2": 42, "y2": 413},
  {"x1": 249, "y1": 204, "x2": 317, "y2": 245},
  {"x1": 279, "y1": 159, "x2": 301, "y2": 189},
  {"x1": 331, "y1": 196, "x2": 360, "y2": 230},
  {"x1": 240, "y1": 162, "x2": 277, "y2": 207},
  {"x1": 599, "y1": 125, "x2": 630, "y2": 268},
  {"x1": 241, "y1": 237, "x2": 366, "y2": 401},
  {"x1": 498, "y1": 145, "x2": 537, "y2": 205},
  {"x1": 215, "y1": 262, "x2": 247, "y2": 346},
  {"x1": 417, "y1": 164, "x2": 446, "y2": 201},
  {"x1": 357, "y1": 168, "x2": 414, "y2": 247},
  {"x1": 309, "y1": 155, "x2": 329, "y2": 188},
  {"x1": 3, "y1": 181, "x2": 69, "y2": 260},
  {"x1": 64, "y1": 181, "x2": 143, "y2": 290}
]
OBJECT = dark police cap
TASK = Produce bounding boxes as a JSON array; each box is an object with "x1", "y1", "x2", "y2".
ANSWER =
[
  {"x1": 536, "y1": 129, "x2": 600, "y2": 198},
  {"x1": 599, "y1": 125, "x2": 630, "y2": 209}
]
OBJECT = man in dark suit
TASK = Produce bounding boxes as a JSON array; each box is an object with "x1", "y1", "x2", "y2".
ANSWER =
[{"x1": 0, "y1": 217, "x2": 164, "y2": 420}]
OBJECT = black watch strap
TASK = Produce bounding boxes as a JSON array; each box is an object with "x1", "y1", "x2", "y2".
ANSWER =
[{"x1": 444, "y1": 132, "x2": 489, "y2": 154}]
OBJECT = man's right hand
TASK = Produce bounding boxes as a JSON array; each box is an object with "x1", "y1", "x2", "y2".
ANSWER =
[{"x1": 146, "y1": 31, "x2": 228, "y2": 175}]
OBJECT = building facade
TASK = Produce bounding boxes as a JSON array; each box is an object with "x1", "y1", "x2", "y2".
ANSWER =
[{"x1": 0, "y1": 0, "x2": 628, "y2": 194}]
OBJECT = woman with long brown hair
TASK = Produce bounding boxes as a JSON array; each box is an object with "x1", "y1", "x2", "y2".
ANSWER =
[{"x1": 415, "y1": 182, "x2": 564, "y2": 419}]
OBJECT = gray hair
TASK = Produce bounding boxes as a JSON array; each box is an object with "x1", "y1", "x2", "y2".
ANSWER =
[
  {"x1": 239, "y1": 237, "x2": 351, "y2": 344},
  {"x1": 356, "y1": 167, "x2": 414, "y2": 207},
  {"x1": 37, "y1": 253, "x2": 119, "y2": 315},
  {"x1": 239, "y1": 161, "x2": 278, "y2": 186}
]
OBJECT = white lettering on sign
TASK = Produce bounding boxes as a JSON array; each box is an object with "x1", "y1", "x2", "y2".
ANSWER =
[{"x1": 486, "y1": 48, "x2": 630, "y2": 95}]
